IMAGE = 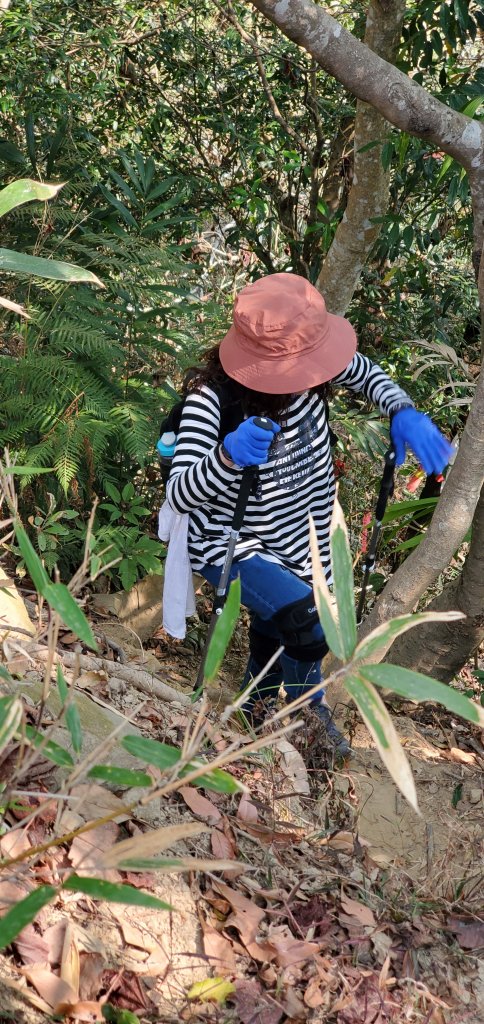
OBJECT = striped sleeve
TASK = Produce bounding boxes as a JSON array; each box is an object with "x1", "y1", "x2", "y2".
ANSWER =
[
  {"x1": 166, "y1": 386, "x2": 240, "y2": 514},
  {"x1": 331, "y1": 353, "x2": 414, "y2": 416}
]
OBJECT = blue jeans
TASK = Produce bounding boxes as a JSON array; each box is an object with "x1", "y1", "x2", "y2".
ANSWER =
[{"x1": 201, "y1": 555, "x2": 326, "y2": 709}]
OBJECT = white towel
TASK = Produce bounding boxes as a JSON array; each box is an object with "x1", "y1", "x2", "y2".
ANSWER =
[{"x1": 158, "y1": 501, "x2": 196, "y2": 639}]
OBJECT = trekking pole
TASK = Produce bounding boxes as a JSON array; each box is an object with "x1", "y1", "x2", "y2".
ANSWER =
[
  {"x1": 356, "y1": 445, "x2": 396, "y2": 625},
  {"x1": 194, "y1": 417, "x2": 273, "y2": 692}
]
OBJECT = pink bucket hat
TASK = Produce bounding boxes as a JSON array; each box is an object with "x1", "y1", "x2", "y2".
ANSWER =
[{"x1": 219, "y1": 273, "x2": 357, "y2": 394}]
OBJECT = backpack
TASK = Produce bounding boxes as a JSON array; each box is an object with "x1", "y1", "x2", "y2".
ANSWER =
[
  {"x1": 158, "y1": 379, "x2": 244, "y2": 483},
  {"x1": 158, "y1": 379, "x2": 337, "y2": 483}
]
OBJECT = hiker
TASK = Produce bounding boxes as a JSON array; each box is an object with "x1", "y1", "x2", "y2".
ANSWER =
[{"x1": 165, "y1": 273, "x2": 453, "y2": 754}]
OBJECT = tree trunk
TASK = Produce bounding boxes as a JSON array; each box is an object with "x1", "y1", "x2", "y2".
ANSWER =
[
  {"x1": 317, "y1": 0, "x2": 406, "y2": 315},
  {"x1": 386, "y1": 486, "x2": 484, "y2": 681},
  {"x1": 250, "y1": 0, "x2": 484, "y2": 269}
]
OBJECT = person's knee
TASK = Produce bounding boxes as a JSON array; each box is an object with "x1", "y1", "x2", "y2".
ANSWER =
[
  {"x1": 271, "y1": 596, "x2": 328, "y2": 661},
  {"x1": 249, "y1": 623, "x2": 282, "y2": 667}
]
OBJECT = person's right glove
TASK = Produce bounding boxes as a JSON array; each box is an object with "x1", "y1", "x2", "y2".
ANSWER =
[
  {"x1": 223, "y1": 416, "x2": 280, "y2": 467},
  {"x1": 390, "y1": 408, "x2": 454, "y2": 476}
]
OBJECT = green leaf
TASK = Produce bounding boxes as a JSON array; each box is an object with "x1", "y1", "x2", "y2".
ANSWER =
[
  {"x1": 62, "y1": 875, "x2": 174, "y2": 910},
  {"x1": 345, "y1": 672, "x2": 418, "y2": 812},
  {"x1": 87, "y1": 765, "x2": 152, "y2": 787},
  {"x1": 382, "y1": 497, "x2": 438, "y2": 523},
  {"x1": 187, "y1": 977, "x2": 235, "y2": 1004},
  {"x1": 24, "y1": 725, "x2": 74, "y2": 767},
  {"x1": 121, "y1": 735, "x2": 242, "y2": 793},
  {"x1": 104, "y1": 481, "x2": 121, "y2": 503},
  {"x1": 14, "y1": 524, "x2": 50, "y2": 594},
  {"x1": 0, "y1": 178, "x2": 63, "y2": 219},
  {"x1": 103, "y1": 1006, "x2": 141, "y2": 1024},
  {"x1": 309, "y1": 515, "x2": 344, "y2": 661},
  {"x1": 121, "y1": 482, "x2": 135, "y2": 501},
  {"x1": 0, "y1": 465, "x2": 54, "y2": 476},
  {"x1": 44, "y1": 583, "x2": 97, "y2": 650},
  {"x1": 330, "y1": 504, "x2": 357, "y2": 660},
  {"x1": 99, "y1": 186, "x2": 138, "y2": 228},
  {"x1": 0, "y1": 696, "x2": 23, "y2": 757},
  {"x1": 0, "y1": 887, "x2": 57, "y2": 949},
  {"x1": 354, "y1": 610, "x2": 464, "y2": 663},
  {"x1": 360, "y1": 664, "x2": 484, "y2": 728},
  {"x1": 57, "y1": 665, "x2": 83, "y2": 754},
  {"x1": 0, "y1": 248, "x2": 103, "y2": 286},
  {"x1": 203, "y1": 577, "x2": 241, "y2": 683}
]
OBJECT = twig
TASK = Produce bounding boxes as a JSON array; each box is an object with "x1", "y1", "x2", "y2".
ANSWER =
[{"x1": 216, "y1": 0, "x2": 310, "y2": 155}]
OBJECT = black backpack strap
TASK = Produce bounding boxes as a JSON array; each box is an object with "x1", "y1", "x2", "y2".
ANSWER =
[{"x1": 159, "y1": 379, "x2": 244, "y2": 443}]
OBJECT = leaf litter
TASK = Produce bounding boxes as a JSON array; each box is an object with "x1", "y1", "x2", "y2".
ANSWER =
[{"x1": 1, "y1": 625, "x2": 483, "y2": 1022}]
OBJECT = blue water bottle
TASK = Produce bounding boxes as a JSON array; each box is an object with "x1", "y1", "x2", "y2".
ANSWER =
[{"x1": 157, "y1": 431, "x2": 176, "y2": 484}]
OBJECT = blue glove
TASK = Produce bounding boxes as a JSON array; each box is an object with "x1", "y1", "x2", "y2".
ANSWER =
[
  {"x1": 390, "y1": 408, "x2": 454, "y2": 476},
  {"x1": 223, "y1": 416, "x2": 280, "y2": 467}
]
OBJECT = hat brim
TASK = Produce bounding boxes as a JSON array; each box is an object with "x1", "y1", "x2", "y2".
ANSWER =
[{"x1": 219, "y1": 312, "x2": 357, "y2": 394}]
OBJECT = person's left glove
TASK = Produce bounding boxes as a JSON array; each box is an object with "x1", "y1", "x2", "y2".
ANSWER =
[{"x1": 390, "y1": 407, "x2": 454, "y2": 476}]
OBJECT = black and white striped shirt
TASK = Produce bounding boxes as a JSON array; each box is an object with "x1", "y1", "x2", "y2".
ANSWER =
[{"x1": 167, "y1": 353, "x2": 412, "y2": 581}]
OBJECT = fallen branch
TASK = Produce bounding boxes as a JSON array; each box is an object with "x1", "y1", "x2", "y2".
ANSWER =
[{"x1": 27, "y1": 643, "x2": 192, "y2": 706}]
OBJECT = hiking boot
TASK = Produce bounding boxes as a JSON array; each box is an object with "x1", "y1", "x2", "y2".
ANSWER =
[{"x1": 312, "y1": 703, "x2": 353, "y2": 758}]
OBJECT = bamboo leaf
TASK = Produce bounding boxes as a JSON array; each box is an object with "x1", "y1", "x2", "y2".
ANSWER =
[
  {"x1": 0, "y1": 248, "x2": 103, "y2": 287},
  {"x1": 0, "y1": 178, "x2": 63, "y2": 218},
  {"x1": 203, "y1": 577, "x2": 240, "y2": 683},
  {"x1": 0, "y1": 296, "x2": 30, "y2": 318},
  {"x1": 354, "y1": 611, "x2": 464, "y2": 663},
  {"x1": 0, "y1": 696, "x2": 23, "y2": 757},
  {"x1": 14, "y1": 524, "x2": 50, "y2": 594},
  {"x1": 309, "y1": 514, "x2": 344, "y2": 660},
  {"x1": 87, "y1": 765, "x2": 152, "y2": 787},
  {"x1": 24, "y1": 726, "x2": 74, "y2": 767},
  {"x1": 360, "y1": 664, "x2": 484, "y2": 728},
  {"x1": 121, "y1": 735, "x2": 243, "y2": 793},
  {"x1": 345, "y1": 672, "x2": 419, "y2": 812},
  {"x1": 330, "y1": 500, "x2": 357, "y2": 660},
  {"x1": 44, "y1": 583, "x2": 97, "y2": 650},
  {"x1": 56, "y1": 665, "x2": 83, "y2": 753},
  {"x1": 0, "y1": 887, "x2": 57, "y2": 949},
  {"x1": 62, "y1": 876, "x2": 174, "y2": 910},
  {"x1": 97, "y1": 822, "x2": 208, "y2": 869}
]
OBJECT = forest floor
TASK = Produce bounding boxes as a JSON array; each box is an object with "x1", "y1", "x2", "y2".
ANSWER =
[{"x1": 0, "y1": 583, "x2": 483, "y2": 1024}]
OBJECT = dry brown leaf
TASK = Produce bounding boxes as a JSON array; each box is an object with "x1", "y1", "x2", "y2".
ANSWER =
[
  {"x1": 55, "y1": 1000, "x2": 105, "y2": 1021},
  {"x1": 69, "y1": 784, "x2": 128, "y2": 822},
  {"x1": 234, "y1": 978, "x2": 284, "y2": 1024},
  {"x1": 316, "y1": 830, "x2": 355, "y2": 853},
  {"x1": 446, "y1": 747, "x2": 477, "y2": 765},
  {"x1": 13, "y1": 924, "x2": 50, "y2": 966},
  {"x1": 60, "y1": 921, "x2": 80, "y2": 997},
  {"x1": 78, "y1": 952, "x2": 106, "y2": 1001},
  {"x1": 0, "y1": 974, "x2": 52, "y2": 1015},
  {"x1": 211, "y1": 828, "x2": 236, "y2": 861},
  {"x1": 304, "y1": 976, "x2": 325, "y2": 1008},
  {"x1": 447, "y1": 917, "x2": 484, "y2": 949},
  {"x1": 235, "y1": 820, "x2": 304, "y2": 846},
  {"x1": 97, "y1": 820, "x2": 208, "y2": 869},
  {"x1": 68, "y1": 821, "x2": 120, "y2": 880},
  {"x1": 266, "y1": 925, "x2": 320, "y2": 969},
  {"x1": 20, "y1": 966, "x2": 78, "y2": 1013},
  {"x1": 340, "y1": 893, "x2": 377, "y2": 928},
  {"x1": 75, "y1": 671, "x2": 107, "y2": 689},
  {"x1": 0, "y1": 827, "x2": 31, "y2": 859},
  {"x1": 237, "y1": 793, "x2": 258, "y2": 823},
  {"x1": 201, "y1": 922, "x2": 237, "y2": 976},
  {"x1": 273, "y1": 737, "x2": 310, "y2": 796},
  {"x1": 179, "y1": 786, "x2": 222, "y2": 824},
  {"x1": 212, "y1": 880, "x2": 265, "y2": 948},
  {"x1": 0, "y1": 879, "x2": 30, "y2": 913}
]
